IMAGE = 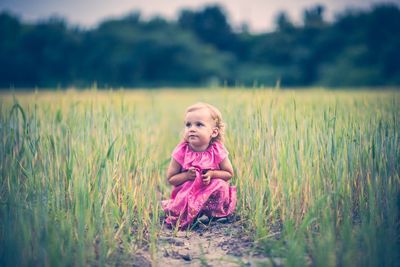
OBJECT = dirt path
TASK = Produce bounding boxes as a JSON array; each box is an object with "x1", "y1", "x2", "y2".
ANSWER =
[{"x1": 132, "y1": 216, "x2": 284, "y2": 267}]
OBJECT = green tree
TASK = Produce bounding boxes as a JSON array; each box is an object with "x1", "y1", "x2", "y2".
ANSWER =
[{"x1": 178, "y1": 5, "x2": 238, "y2": 53}]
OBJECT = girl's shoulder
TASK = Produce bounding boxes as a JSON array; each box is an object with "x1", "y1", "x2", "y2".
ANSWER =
[
  {"x1": 210, "y1": 140, "x2": 226, "y2": 151},
  {"x1": 172, "y1": 141, "x2": 188, "y2": 153},
  {"x1": 171, "y1": 141, "x2": 229, "y2": 165},
  {"x1": 171, "y1": 141, "x2": 189, "y2": 165},
  {"x1": 210, "y1": 141, "x2": 229, "y2": 161}
]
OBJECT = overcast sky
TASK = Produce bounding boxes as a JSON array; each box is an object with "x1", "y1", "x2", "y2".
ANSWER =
[{"x1": 1, "y1": 0, "x2": 399, "y2": 32}]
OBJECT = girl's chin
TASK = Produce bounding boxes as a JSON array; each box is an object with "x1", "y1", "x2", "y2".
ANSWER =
[
  {"x1": 187, "y1": 137, "x2": 199, "y2": 143},
  {"x1": 188, "y1": 140, "x2": 200, "y2": 146}
]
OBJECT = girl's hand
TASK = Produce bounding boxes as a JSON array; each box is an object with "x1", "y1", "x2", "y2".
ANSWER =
[
  {"x1": 201, "y1": 170, "x2": 213, "y2": 185},
  {"x1": 186, "y1": 167, "x2": 197, "y2": 181}
]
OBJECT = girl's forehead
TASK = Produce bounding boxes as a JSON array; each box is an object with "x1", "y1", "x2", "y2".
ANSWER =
[{"x1": 185, "y1": 108, "x2": 212, "y2": 121}]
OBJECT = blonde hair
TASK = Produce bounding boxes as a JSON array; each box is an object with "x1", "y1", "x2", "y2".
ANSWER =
[{"x1": 185, "y1": 102, "x2": 225, "y2": 143}]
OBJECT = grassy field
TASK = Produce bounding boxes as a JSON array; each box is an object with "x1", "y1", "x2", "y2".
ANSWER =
[{"x1": 1, "y1": 88, "x2": 399, "y2": 266}]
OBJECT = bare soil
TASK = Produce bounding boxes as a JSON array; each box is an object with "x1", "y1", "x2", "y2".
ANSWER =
[{"x1": 129, "y1": 215, "x2": 284, "y2": 267}]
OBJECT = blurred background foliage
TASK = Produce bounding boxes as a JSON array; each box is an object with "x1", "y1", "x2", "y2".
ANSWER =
[{"x1": 0, "y1": 3, "x2": 399, "y2": 88}]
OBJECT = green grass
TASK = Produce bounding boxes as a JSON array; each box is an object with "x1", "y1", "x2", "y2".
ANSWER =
[{"x1": 1, "y1": 88, "x2": 399, "y2": 266}]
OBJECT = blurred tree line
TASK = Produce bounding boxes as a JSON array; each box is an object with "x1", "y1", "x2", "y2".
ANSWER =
[{"x1": 0, "y1": 3, "x2": 399, "y2": 88}]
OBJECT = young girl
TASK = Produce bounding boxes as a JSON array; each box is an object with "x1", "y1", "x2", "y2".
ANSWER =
[{"x1": 162, "y1": 102, "x2": 236, "y2": 229}]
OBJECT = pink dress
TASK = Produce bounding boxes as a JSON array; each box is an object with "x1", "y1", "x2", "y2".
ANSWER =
[{"x1": 161, "y1": 141, "x2": 237, "y2": 229}]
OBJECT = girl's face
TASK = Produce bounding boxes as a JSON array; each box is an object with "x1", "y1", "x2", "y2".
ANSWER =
[{"x1": 184, "y1": 108, "x2": 219, "y2": 151}]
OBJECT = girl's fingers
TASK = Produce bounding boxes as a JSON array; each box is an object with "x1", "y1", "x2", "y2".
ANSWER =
[{"x1": 202, "y1": 175, "x2": 211, "y2": 183}]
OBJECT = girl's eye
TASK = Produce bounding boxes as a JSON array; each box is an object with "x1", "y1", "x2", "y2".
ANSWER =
[
  {"x1": 196, "y1": 123, "x2": 204, "y2": 127},
  {"x1": 185, "y1": 122, "x2": 191, "y2": 127}
]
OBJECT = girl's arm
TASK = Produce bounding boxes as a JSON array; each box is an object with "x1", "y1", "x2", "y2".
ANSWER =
[
  {"x1": 167, "y1": 158, "x2": 196, "y2": 186},
  {"x1": 202, "y1": 157, "x2": 234, "y2": 184}
]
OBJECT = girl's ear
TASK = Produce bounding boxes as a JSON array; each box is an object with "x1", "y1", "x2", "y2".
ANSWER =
[{"x1": 211, "y1": 127, "x2": 219, "y2": 138}]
